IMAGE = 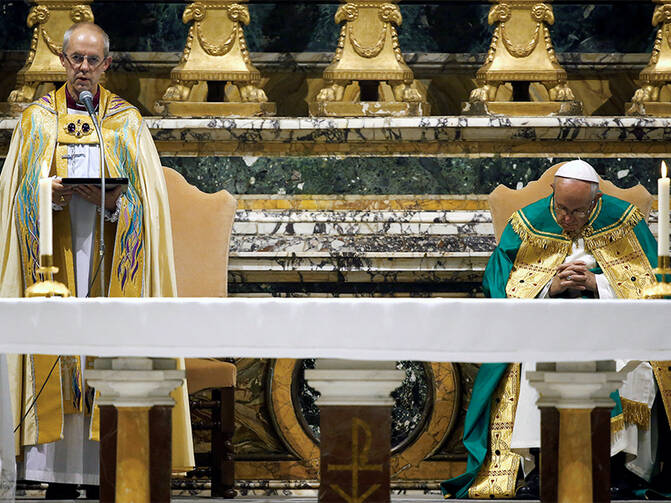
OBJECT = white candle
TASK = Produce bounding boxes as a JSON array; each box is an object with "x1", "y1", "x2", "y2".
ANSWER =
[
  {"x1": 38, "y1": 177, "x2": 52, "y2": 258},
  {"x1": 659, "y1": 161, "x2": 670, "y2": 257}
]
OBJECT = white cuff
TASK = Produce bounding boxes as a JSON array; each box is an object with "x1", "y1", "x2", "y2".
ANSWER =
[
  {"x1": 595, "y1": 273, "x2": 615, "y2": 299},
  {"x1": 536, "y1": 280, "x2": 552, "y2": 298}
]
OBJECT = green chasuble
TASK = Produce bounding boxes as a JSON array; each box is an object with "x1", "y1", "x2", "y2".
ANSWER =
[{"x1": 441, "y1": 194, "x2": 658, "y2": 499}]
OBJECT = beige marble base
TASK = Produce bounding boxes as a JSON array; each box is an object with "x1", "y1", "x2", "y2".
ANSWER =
[
  {"x1": 626, "y1": 101, "x2": 671, "y2": 117},
  {"x1": 155, "y1": 100, "x2": 277, "y2": 118},
  {"x1": 557, "y1": 408, "x2": 592, "y2": 503},
  {"x1": 309, "y1": 101, "x2": 429, "y2": 117},
  {"x1": 116, "y1": 406, "x2": 151, "y2": 503},
  {"x1": 462, "y1": 100, "x2": 583, "y2": 116}
]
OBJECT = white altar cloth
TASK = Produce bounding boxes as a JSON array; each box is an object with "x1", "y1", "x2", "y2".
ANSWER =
[{"x1": 0, "y1": 297, "x2": 669, "y2": 362}]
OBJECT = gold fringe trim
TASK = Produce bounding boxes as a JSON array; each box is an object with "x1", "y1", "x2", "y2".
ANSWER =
[
  {"x1": 584, "y1": 206, "x2": 643, "y2": 250},
  {"x1": 621, "y1": 397, "x2": 651, "y2": 430},
  {"x1": 510, "y1": 212, "x2": 571, "y2": 254},
  {"x1": 611, "y1": 413, "x2": 625, "y2": 434}
]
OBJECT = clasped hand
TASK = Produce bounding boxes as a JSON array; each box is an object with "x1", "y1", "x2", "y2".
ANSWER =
[
  {"x1": 549, "y1": 261, "x2": 597, "y2": 297},
  {"x1": 52, "y1": 177, "x2": 123, "y2": 211}
]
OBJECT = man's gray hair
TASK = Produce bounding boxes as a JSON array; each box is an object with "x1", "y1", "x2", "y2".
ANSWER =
[{"x1": 63, "y1": 23, "x2": 110, "y2": 58}]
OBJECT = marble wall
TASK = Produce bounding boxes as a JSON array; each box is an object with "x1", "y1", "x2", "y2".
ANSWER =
[
  {"x1": 0, "y1": 2, "x2": 658, "y2": 53},
  {"x1": 163, "y1": 156, "x2": 661, "y2": 196}
]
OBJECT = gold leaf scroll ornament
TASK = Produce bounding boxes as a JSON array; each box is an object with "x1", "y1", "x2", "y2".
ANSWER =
[
  {"x1": 339, "y1": 3, "x2": 402, "y2": 59},
  {"x1": 185, "y1": 2, "x2": 250, "y2": 57},
  {"x1": 494, "y1": 2, "x2": 553, "y2": 59},
  {"x1": 28, "y1": 4, "x2": 93, "y2": 56}
]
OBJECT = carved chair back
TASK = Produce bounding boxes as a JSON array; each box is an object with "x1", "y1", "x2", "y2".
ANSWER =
[{"x1": 162, "y1": 166, "x2": 237, "y2": 297}]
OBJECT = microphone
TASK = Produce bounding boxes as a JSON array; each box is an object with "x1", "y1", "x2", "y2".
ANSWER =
[
  {"x1": 78, "y1": 90, "x2": 96, "y2": 116},
  {"x1": 78, "y1": 89, "x2": 107, "y2": 297}
]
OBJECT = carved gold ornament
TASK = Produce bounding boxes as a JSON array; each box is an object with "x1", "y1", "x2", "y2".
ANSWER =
[
  {"x1": 3, "y1": 1, "x2": 94, "y2": 112},
  {"x1": 263, "y1": 360, "x2": 460, "y2": 479},
  {"x1": 628, "y1": 0, "x2": 671, "y2": 115},
  {"x1": 463, "y1": 0, "x2": 581, "y2": 116},
  {"x1": 155, "y1": 0, "x2": 275, "y2": 117},
  {"x1": 184, "y1": 2, "x2": 251, "y2": 57},
  {"x1": 27, "y1": 6, "x2": 61, "y2": 56},
  {"x1": 311, "y1": 0, "x2": 427, "y2": 116},
  {"x1": 70, "y1": 5, "x2": 92, "y2": 23}
]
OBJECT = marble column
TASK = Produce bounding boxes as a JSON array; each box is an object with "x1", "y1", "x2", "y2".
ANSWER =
[
  {"x1": 527, "y1": 361, "x2": 625, "y2": 503},
  {"x1": 305, "y1": 360, "x2": 404, "y2": 503},
  {"x1": 87, "y1": 357, "x2": 185, "y2": 503}
]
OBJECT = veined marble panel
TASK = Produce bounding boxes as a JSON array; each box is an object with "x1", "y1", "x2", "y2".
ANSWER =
[
  {"x1": 229, "y1": 253, "x2": 489, "y2": 284},
  {"x1": 109, "y1": 116, "x2": 671, "y2": 157},
  {"x1": 4, "y1": 116, "x2": 671, "y2": 158},
  {"x1": 229, "y1": 204, "x2": 493, "y2": 289},
  {"x1": 227, "y1": 198, "x2": 664, "y2": 295},
  {"x1": 0, "y1": 3, "x2": 658, "y2": 55}
]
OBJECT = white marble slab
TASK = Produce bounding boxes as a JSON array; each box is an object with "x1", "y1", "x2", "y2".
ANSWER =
[{"x1": 3, "y1": 116, "x2": 671, "y2": 157}]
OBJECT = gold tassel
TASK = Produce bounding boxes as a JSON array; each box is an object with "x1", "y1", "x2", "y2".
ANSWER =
[
  {"x1": 584, "y1": 205, "x2": 643, "y2": 250},
  {"x1": 621, "y1": 397, "x2": 651, "y2": 430},
  {"x1": 509, "y1": 212, "x2": 571, "y2": 253},
  {"x1": 611, "y1": 413, "x2": 625, "y2": 434}
]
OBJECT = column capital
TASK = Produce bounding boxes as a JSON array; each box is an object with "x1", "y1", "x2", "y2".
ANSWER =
[
  {"x1": 87, "y1": 357, "x2": 184, "y2": 408},
  {"x1": 306, "y1": 360, "x2": 404, "y2": 406},
  {"x1": 527, "y1": 362, "x2": 624, "y2": 409}
]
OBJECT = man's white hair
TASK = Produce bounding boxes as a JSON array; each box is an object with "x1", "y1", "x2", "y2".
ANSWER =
[
  {"x1": 63, "y1": 22, "x2": 110, "y2": 58},
  {"x1": 554, "y1": 159, "x2": 600, "y2": 200},
  {"x1": 554, "y1": 176, "x2": 600, "y2": 200}
]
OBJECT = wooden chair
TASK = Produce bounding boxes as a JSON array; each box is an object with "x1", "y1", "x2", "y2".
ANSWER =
[
  {"x1": 487, "y1": 162, "x2": 652, "y2": 502},
  {"x1": 488, "y1": 161, "x2": 653, "y2": 243},
  {"x1": 163, "y1": 166, "x2": 238, "y2": 498}
]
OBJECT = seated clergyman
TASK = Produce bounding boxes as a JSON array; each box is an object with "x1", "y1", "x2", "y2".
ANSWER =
[{"x1": 442, "y1": 160, "x2": 666, "y2": 499}]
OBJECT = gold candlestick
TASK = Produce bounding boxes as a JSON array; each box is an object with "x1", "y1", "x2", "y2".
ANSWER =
[
  {"x1": 643, "y1": 255, "x2": 671, "y2": 299},
  {"x1": 155, "y1": 0, "x2": 276, "y2": 117},
  {"x1": 309, "y1": 0, "x2": 429, "y2": 117},
  {"x1": 25, "y1": 255, "x2": 71, "y2": 298},
  {"x1": 627, "y1": 0, "x2": 671, "y2": 116},
  {"x1": 1, "y1": 0, "x2": 94, "y2": 115},
  {"x1": 463, "y1": 0, "x2": 582, "y2": 116}
]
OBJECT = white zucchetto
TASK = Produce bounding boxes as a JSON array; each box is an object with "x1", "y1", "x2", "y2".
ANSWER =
[{"x1": 555, "y1": 159, "x2": 600, "y2": 183}]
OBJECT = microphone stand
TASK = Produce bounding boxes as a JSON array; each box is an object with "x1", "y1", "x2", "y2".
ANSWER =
[{"x1": 80, "y1": 90, "x2": 106, "y2": 297}]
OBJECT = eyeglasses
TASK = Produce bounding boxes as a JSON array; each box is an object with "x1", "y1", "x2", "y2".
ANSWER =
[
  {"x1": 62, "y1": 52, "x2": 105, "y2": 70},
  {"x1": 553, "y1": 200, "x2": 594, "y2": 219}
]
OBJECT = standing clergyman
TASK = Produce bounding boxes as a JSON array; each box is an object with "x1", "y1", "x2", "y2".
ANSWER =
[{"x1": 0, "y1": 22, "x2": 193, "y2": 498}]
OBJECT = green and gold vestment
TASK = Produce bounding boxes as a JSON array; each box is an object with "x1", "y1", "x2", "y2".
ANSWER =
[{"x1": 442, "y1": 193, "x2": 659, "y2": 499}]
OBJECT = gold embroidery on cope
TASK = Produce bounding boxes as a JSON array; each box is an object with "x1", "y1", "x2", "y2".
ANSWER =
[
  {"x1": 651, "y1": 362, "x2": 671, "y2": 430},
  {"x1": 468, "y1": 364, "x2": 522, "y2": 499},
  {"x1": 584, "y1": 207, "x2": 655, "y2": 299},
  {"x1": 506, "y1": 212, "x2": 570, "y2": 298}
]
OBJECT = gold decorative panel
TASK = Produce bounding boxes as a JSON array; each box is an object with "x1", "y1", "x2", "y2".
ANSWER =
[
  {"x1": 309, "y1": 0, "x2": 429, "y2": 117},
  {"x1": 463, "y1": 0, "x2": 582, "y2": 116},
  {"x1": 155, "y1": 0, "x2": 275, "y2": 117}
]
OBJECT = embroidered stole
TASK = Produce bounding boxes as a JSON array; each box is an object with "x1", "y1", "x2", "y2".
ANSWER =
[{"x1": 13, "y1": 86, "x2": 146, "y2": 445}]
